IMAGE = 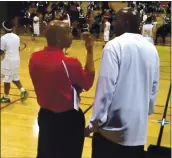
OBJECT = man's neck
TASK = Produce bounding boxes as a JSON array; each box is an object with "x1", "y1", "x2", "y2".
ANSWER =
[
  {"x1": 5, "y1": 31, "x2": 12, "y2": 34},
  {"x1": 48, "y1": 45, "x2": 64, "y2": 51}
]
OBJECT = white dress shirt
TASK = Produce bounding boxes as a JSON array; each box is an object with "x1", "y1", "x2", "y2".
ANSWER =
[{"x1": 89, "y1": 33, "x2": 160, "y2": 146}]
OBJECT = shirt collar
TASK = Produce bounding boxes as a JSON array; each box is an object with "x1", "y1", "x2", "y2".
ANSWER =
[{"x1": 44, "y1": 46, "x2": 64, "y2": 56}]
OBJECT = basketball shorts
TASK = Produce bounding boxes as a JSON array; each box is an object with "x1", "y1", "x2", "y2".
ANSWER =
[
  {"x1": 104, "y1": 31, "x2": 110, "y2": 42},
  {"x1": 1, "y1": 68, "x2": 20, "y2": 83},
  {"x1": 1, "y1": 74, "x2": 20, "y2": 83}
]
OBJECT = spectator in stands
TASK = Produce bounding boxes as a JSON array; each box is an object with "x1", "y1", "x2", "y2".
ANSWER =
[
  {"x1": 88, "y1": 2, "x2": 94, "y2": 12},
  {"x1": 90, "y1": 13, "x2": 101, "y2": 39},
  {"x1": 44, "y1": 10, "x2": 53, "y2": 24},
  {"x1": 23, "y1": 9, "x2": 32, "y2": 35},
  {"x1": 37, "y1": 2, "x2": 48, "y2": 14},
  {"x1": 104, "y1": 10, "x2": 111, "y2": 19}
]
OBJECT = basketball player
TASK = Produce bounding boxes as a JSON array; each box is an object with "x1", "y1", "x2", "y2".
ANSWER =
[
  {"x1": 142, "y1": 16, "x2": 156, "y2": 44},
  {"x1": 85, "y1": 7, "x2": 159, "y2": 158},
  {"x1": 32, "y1": 12, "x2": 40, "y2": 41},
  {"x1": 103, "y1": 17, "x2": 111, "y2": 47},
  {"x1": 0, "y1": 21, "x2": 28, "y2": 103},
  {"x1": 82, "y1": 21, "x2": 90, "y2": 32},
  {"x1": 29, "y1": 20, "x2": 95, "y2": 158}
]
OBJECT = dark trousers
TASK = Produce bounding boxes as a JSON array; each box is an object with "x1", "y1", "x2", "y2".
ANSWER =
[
  {"x1": 92, "y1": 133, "x2": 145, "y2": 158},
  {"x1": 37, "y1": 108, "x2": 85, "y2": 158}
]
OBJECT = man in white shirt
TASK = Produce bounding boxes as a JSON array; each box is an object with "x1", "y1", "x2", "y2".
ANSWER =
[
  {"x1": 0, "y1": 21, "x2": 28, "y2": 103},
  {"x1": 85, "y1": 7, "x2": 159, "y2": 158},
  {"x1": 103, "y1": 17, "x2": 111, "y2": 47}
]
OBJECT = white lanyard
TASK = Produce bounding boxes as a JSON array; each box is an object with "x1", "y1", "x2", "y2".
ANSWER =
[{"x1": 62, "y1": 60, "x2": 79, "y2": 111}]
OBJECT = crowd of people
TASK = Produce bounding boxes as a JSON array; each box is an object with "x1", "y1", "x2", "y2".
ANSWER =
[
  {"x1": 127, "y1": 1, "x2": 171, "y2": 44},
  {"x1": 11, "y1": 2, "x2": 117, "y2": 41},
  {"x1": 10, "y1": 1, "x2": 170, "y2": 45},
  {"x1": 128, "y1": 1, "x2": 171, "y2": 14}
]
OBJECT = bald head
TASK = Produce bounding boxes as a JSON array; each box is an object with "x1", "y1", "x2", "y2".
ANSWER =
[
  {"x1": 45, "y1": 20, "x2": 72, "y2": 49},
  {"x1": 114, "y1": 7, "x2": 141, "y2": 36}
]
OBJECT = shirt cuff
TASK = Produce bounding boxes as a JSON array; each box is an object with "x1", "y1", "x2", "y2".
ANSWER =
[
  {"x1": 84, "y1": 68, "x2": 95, "y2": 75},
  {"x1": 88, "y1": 121, "x2": 99, "y2": 132}
]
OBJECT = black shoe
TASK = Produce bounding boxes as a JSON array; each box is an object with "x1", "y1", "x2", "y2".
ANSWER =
[
  {"x1": 0, "y1": 97, "x2": 10, "y2": 103},
  {"x1": 21, "y1": 91, "x2": 29, "y2": 102}
]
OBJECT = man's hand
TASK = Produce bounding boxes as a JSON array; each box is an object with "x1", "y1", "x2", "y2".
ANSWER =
[
  {"x1": 82, "y1": 32, "x2": 95, "y2": 73},
  {"x1": 82, "y1": 32, "x2": 93, "y2": 54},
  {"x1": 84, "y1": 126, "x2": 92, "y2": 137}
]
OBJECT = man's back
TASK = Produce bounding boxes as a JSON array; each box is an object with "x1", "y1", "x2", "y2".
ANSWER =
[
  {"x1": 1, "y1": 33, "x2": 20, "y2": 69},
  {"x1": 29, "y1": 47, "x2": 95, "y2": 112},
  {"x1": 99, "y1": 33, "x2": 159, "y2": 145}
]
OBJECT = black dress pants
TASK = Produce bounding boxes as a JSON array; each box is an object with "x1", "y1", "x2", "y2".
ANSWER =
[
  {"x1": 92, "y1": 133, "x2": 145, "y2": 158},
  {"x1": 37, "y1": 108, "x2": 85, "y2": 158}
]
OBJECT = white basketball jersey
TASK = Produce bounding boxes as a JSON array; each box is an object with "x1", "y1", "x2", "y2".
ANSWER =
[
  {"x1": 142, "y1": 24, "x2": 154, "y2": 44},
  {"x1": 142, "y1": 24, "x2": 153, "y2": 38},
  {"x1": 104, "y1": 21, "x2": 111, "y2": 32}
]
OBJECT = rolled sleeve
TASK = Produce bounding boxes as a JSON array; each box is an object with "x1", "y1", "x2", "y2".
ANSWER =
[{"x1": 89, "y1": 47, "x2": 119, "y2": 130}]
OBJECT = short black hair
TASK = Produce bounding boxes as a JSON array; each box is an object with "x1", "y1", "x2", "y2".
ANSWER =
[{"x1": 146, "y1": 17, "x2": 152, "y2": 23}]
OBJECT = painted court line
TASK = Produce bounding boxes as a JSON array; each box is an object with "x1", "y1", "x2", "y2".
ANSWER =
[
  {"x1": 0, "y1": 93, "x2": 93, "y2": 111},
  {"x1": 0, "y1": 98, "x2": 21, "y2": 110},
  {"x1": 19, "y1": 43, "x2": 27, "y2": 51}
]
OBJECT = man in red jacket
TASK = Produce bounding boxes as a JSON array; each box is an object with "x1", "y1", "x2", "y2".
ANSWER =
[{"x1": 29, "y1": 20, "x2": 95, "y2": 158}]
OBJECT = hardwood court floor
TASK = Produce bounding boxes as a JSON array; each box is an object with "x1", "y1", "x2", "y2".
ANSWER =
[{"x1": 1, "y1": 36, "x2": 171, "y2": 158}]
